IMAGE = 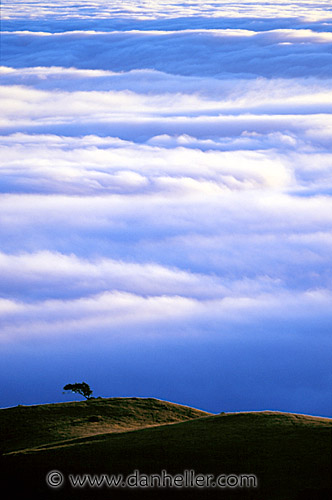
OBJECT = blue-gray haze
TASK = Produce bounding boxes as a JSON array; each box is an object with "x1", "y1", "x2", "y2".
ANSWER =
[{"x1": 0, "y1": 0, "x2": 331, "y2": 416}]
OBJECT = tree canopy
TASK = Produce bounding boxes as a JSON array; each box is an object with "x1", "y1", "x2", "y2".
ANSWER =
[{"x1": 63, "y1": 382, "x2": 93, "y2": 400}]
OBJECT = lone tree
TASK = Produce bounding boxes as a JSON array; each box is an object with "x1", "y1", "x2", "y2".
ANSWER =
[{"x1": 63, "y1": 382, "x2": 93, "y2": 400}]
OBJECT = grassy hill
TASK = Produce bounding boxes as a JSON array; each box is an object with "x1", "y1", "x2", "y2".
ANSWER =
[
  {"x1": 0, "y1": 397, "x2": 211, "y2": 454},
  {"x1": 0, "y1": 398, "x2": 331, "y2": 500}
]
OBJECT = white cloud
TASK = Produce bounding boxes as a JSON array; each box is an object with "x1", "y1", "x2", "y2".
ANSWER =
[
  {"x1": 2, "y1": 24, "x2": 332, "y2": 78},
  {"x1": 0, "y1": 250, "x2": 231, "y2": 299},
  {"x1": 2, "y1": 0, "x2": 332, "y2": 21},
  {"x1": 1, "y1": 286, "x2": 332, "y2": 345},
  {"x1": 1, "y1": 0, "x2": 332, "y2": 416}
]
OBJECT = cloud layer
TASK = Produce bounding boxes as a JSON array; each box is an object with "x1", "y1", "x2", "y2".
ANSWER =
[
  {"x1": 0, "y1": 0, "x2": 331, "y2": 415},
  {"x1": 2, "y1": 0, "x2": 332, "y2": 21},
  {"x1": 2, "y1": 28, "x2": 332, "y2": 78}
]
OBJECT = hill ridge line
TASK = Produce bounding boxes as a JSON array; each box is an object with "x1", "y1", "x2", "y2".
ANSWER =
[{"x1": 4, "y1": 407, "x2": 331, "y2": 457}]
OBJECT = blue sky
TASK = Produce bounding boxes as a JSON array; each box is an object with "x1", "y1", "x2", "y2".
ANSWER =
[{"x1": 0, "y1": 0, "x2": 332, "y2": 416}]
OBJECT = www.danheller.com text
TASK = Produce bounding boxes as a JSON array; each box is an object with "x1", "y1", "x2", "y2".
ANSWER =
[{"x1": 46, "y1": 469, "x2": 258, "y2": 489}]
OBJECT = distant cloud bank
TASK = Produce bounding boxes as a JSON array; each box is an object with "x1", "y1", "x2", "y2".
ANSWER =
[{"x1": 0, "y1": 0, "x2": 331, "y2": 415}]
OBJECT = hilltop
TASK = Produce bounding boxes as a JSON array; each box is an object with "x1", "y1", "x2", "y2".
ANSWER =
[
  {"x1": 0, "y1": 397, "x2": 211, "y2": 454},
  {"x1": 0, "y1": 399, "x2": 331, "y2": 500}
]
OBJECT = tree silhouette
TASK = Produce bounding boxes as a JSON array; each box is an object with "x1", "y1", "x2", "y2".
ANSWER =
[{"x1": 63, "y1": 382, "x2": 93, "y2": 400}]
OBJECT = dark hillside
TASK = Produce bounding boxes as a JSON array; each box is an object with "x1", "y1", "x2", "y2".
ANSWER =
[
  {"x1": 0, "y1": 397, "x2": 211, "y2": 454},
  {"x1": 1, "y1": 403, "x2": 331, "y2": 500}
]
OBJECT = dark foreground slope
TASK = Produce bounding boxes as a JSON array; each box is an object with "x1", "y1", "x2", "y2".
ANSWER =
[
  {"x1": 1, "y1": 401, "x2": 331, "y2": 500},
  {"x1": 0, "y1": 397, "x2": 211, "y2": 454}
]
